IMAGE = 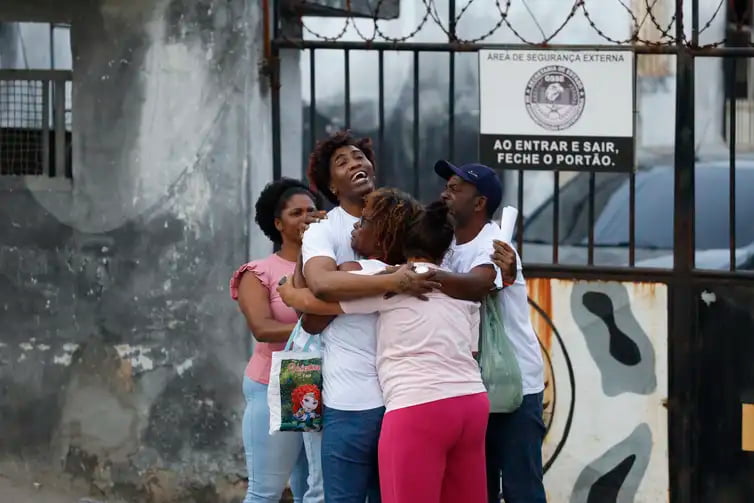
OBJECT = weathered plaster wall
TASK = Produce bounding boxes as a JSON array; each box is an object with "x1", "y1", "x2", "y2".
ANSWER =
[{"x1": 0, "y1": 0, "x2": 272, "y2": 501}]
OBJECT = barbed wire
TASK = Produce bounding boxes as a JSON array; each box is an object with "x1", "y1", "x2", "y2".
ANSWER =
[{"x1": 283, "y1": 0, "x2": 752, "y2": 49}]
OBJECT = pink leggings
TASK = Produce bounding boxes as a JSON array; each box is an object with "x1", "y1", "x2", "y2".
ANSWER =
[{"x1": 378, "y1": 392, "x2": 489, "y2": 503}]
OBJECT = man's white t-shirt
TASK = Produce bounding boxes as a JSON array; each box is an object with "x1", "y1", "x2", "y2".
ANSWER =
[
  {"x1": 301, "y1": 206, "x2": 384, "y2": 411},
  {"x1": 442, "y1": 221, "x2": 545, "y2": 396}
]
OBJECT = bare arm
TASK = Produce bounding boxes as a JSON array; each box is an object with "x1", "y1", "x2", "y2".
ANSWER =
[
  {"x1": 433, "y1": 264, "x2": 497, "y2": 302},
  {"x1": 293, "y1": 253, "x2": 336, "y2": 334},
  {"x1": 304, "y1": 256, "x2": 440, "y2": 302},
  {"x1": 278, "y1": 279, "x2": 344, "y2": 316},
  {"x1": 236, "y1": 273, "x2": 296, "y2": 343}
]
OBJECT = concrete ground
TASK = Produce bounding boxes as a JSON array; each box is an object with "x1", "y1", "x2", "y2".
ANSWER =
[
  {"x1": 0, "y1": 475, "x2": 292, "y2": 502},
  {"x1": 0, "y1": 474, "x2": 113, "y2": 503}
]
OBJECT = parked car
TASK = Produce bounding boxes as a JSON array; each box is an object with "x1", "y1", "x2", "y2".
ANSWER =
[{"x1": 521, "y1": 156, "x2": 754, "y2": 270}]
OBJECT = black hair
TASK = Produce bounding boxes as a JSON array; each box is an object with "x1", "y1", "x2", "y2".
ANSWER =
[
  {"x1": 403, "y1": 201, "x2": 455, "y2": 263},
  {"x1": 307, "y1": 129, "x2": 376, "y2": 205},
  {"x1": 254, "y1": 177, "x2": 321, "y2": 244},
  {"x1": 473, "y1": 187, "x2": 497, "y2": 219}
]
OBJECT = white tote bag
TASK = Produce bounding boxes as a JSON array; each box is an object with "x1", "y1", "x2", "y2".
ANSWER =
[{"x1": 268, "y1": 319, "x2": 323, "y2": 434}]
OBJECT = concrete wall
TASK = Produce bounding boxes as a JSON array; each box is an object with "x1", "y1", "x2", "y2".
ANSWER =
[{"x1": 0, "y1": 0, "x2": 273, "y2": 501}]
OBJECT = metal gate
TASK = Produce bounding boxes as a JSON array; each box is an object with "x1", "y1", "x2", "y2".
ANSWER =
[{"x1": 268, "y1": 1, "x2": 754, "y2": 501}]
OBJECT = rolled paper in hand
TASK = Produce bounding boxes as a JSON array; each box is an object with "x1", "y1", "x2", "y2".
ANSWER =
[{"x1": 498, "y1": 206, "x2": 518, "y2": 244}]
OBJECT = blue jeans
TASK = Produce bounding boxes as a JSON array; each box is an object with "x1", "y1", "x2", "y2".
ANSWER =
[
  {"x1": 321, "y1": 405, "x2": 384, "y2": 503},
  {"x1": 242, "y1": 377, "x2": 324, "y2": 503},
  {"x1": 485, "y1": 392, "x2": 547, "y2": 503}
]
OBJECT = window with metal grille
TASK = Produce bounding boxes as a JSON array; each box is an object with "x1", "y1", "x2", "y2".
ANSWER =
[{"x1": 0, "y1": 22, "x2": 72, "y2": 178}]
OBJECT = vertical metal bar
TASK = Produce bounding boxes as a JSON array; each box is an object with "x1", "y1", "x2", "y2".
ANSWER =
[
  {"x1": 449, "y1": 0, "x2": 456, "y2": 41},
  {"x1": 669, "y1": 0, "x2": 697, "y2": 501},
  {"x1": 378, "y1": 50, "x2": 385, "y2": 167},
  {"x1": 674, "y1": 27, "x2": 696, "y2": 273},
  {"x1": 413, "y1": 51, "x2": 420, "y2": 197},
  {"x1": 448, "y1": 0, "x2": 456, "y2": 162},
  {"x1": 728, "y1": 57, "x2": 737, "y2": 271},
  {"x1": 309, "y1": 49, "x2": 316, "y2": 162},
  {"x1": 41, "y1": 80, "x2": 50, "y2": 177},
  {"x1": 344, "y1": 49, "x2": 351, "y2": 129},
  {"x1": 271, "y1": 65, "x2": 281, "y2": 181},
  {"x1": 629, "y1": 170, "x2": 636, "y2": 266},
  {"x1": 516, "y1": 169, "x2": 524, "y2": 253},
  {"x1": 270, "y1": 0, "x2": 281, "y2": 182},
  {"x1": 448, "y1": 52, "x2": 455, "y2": 162},
  {"x1": 53, "y1": 79, "x2": 65, "y2": 178},
  {"x1": 49, "y1": 24, "x2": 55, "y2": 69},
  {"x1": 587, "y1": 172, "x2": 595, "y2": 265},
  {"x1": 552, "y1": 170, "x2": 559, "y2": 264},
  {"x1": 630, "y1": 51, "x2": 638, "y2": 267}
]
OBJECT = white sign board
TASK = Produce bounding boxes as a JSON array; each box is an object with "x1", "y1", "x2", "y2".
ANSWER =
[{"x1": 479, "y1": 49, "x2": 635, "y2": 171}]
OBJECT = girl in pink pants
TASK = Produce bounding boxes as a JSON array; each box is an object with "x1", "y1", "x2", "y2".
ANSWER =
[
  {"x1": 377, "y1": 393, "x2": 489, "y2": 503},
  {"x1": 340, "y1": 202, "x2": 489, "y2": 503},
  {"x1": 279, "y1": 199, "x2": 489, "y2": 502}
]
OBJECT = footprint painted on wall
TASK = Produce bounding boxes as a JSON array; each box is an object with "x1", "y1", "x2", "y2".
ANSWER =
[
  {"x1": 570, "y1": 423, "x2": 652, "y2": 503},
  {"x1": 582, "y1": 291, "x2": 641, "y2": 366},
  {"x1": 571, "y1": 282, "x2": 657, "y2": 396}
]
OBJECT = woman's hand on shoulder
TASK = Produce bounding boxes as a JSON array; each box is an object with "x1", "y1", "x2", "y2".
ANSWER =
[{"x1": 298, "y1": 210, "x2": 328, "y2": 240}]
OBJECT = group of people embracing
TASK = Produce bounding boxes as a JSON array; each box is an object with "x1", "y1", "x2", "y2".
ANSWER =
[{"x1": 230, "y1": 130, "x2": 547, "y2": 503}]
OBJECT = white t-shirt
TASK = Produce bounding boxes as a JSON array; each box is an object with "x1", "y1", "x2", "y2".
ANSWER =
[
  {"x1": 301, "y1": 206, "x2": 384, "y2": 411},
  {"x1": 442, "y1": 222, "x2": 545, "y2": 395},
  {"x1": 341, "y1": 263, "x2": 486, "y2": 412}
]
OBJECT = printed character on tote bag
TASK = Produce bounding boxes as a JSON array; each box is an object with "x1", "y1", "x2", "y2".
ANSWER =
[{"x1": 268, "y1": 319, "x2": 324, "y2": 433}]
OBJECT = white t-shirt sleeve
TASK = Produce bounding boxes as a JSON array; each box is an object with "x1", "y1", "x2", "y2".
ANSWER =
[
  {"x1": 449, "y1": 224, "x2": 502, "y2": 287},
  {"x1": 466, "y1": 243, "x2": 503, "y2": 291},
  {"x1": 340, "y1": 295, "x2": 386, "y2": 315},
  {"x1": 301, "y1": 221, "x2": 335, "y2": 271},
  {"x1": 338, "y1": 261, "x2": 389, "y2": 313}
]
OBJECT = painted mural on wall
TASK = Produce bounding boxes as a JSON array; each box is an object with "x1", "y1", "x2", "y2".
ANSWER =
[{"x1": 526, "y1": 278, "x2": 668, "y2": 502}]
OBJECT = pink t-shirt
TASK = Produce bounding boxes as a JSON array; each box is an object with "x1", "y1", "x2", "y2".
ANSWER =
[
  {"x1": 340, "y1": 264, "x2": 486, "y2": 412},
  {"x1": 230, "y1": 254, "x2": 297, "y2": 384}
]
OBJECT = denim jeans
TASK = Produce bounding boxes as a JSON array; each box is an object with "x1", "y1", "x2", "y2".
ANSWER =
[
  {"x1": 485, "y1": 392, "x2": 547, "y2": 503},
  {"x1": 321, "y1": 405, "x2": 384, "y2": 503},
  {"x1": 242, "y1": 377, "x2": 324, "y2": 503}
]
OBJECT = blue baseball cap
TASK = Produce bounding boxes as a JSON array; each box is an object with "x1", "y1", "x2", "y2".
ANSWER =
[{"x1": 434, "y1": 160, "x2": 503, "y2": 214}]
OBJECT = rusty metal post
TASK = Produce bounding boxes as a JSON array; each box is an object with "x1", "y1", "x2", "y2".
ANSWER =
[{"x1": 669, "y1": 0, "x2": 698, "y2": 501}]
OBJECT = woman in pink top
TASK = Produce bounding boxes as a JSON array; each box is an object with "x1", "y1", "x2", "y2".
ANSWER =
[
  {"x1": 279, "y1": 201, "x2": 489, "y2": 503},
  {"x1": 230, "y1": 178, "x2": 324, "y2": 503}
]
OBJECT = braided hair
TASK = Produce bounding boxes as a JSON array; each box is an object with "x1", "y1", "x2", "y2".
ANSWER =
[{"x1": 363, "y1": 188, "x2": 423, "y2": 265}]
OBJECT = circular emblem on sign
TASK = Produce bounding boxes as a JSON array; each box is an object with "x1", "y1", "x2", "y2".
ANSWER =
[{"x1": 525, "y1": 65, "x2": 586, "y2": 131}]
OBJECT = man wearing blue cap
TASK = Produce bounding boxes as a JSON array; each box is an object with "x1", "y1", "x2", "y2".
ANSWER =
[{"x1": 435, "y1": 160, "x2": 547, "y2": 503}]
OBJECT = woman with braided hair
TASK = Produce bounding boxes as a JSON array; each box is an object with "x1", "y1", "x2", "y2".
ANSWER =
[
  {"x1": 299, "y1": 186, "x2": 424, "y2": 503},
  {"x1": 296, "y1": 130, "x2": 493, "y2": 502},
  {"x1": 280, "y1": 199, "x2": 489, "y2": 503}
]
